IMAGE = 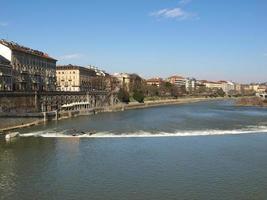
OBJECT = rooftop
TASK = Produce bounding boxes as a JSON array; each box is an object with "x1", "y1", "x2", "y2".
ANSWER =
[
  {"x1": 57, "y1": 64, "x2": 95, "y2": 72},
  {"x1": 0, "y1": 39, "x2": 57, "y2": 61},
  {"x1": 201, "y1": 80, "x2": 222, "y2": 84},
  {"x1": 146, "y1": 77, "x2": 163, "y2": 82},
  {"x1": 57, "y1": 64, "x2": 97, "y2": 76},
  {"x1": 168, "y1": 75, "x2": 185, "y2": 79}
]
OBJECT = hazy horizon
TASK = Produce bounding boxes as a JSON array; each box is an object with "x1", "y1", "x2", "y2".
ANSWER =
[{"x1": 0, "y1": 0, "x2": 266, "y2": 83}]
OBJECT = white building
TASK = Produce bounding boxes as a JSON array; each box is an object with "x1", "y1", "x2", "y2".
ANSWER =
[
  {"x1": 256, "y1": 93, "x2": 267, "y2": 100},
  {"x1": 220, "y1": 81, "x2": 235, "y2": 94},
  {"x1": 87, "y1": 65, "x2": 107, "y2": 77},
  {"x1": 167, "y1": 75, "x2": 186, "y2": 88},
  {"x1": 185, "y1": 78, "x2": 196, "y2": 92}
]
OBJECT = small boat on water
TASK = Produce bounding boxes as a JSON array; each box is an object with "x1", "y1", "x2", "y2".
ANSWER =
[{"x1": 5, "y1": 132, "x2": 19, "y2": 140}]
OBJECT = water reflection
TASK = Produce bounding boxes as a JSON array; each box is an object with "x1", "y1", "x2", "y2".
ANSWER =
[
  {"x1": 55, "y1": 139, "x2": 81, "y2": 159},
  {"x1": 1, "y1": 101, "x2": 267, "y2": 199},
  {"x1": 0, "y1": 144, "x2": 17, "y2": 199}
]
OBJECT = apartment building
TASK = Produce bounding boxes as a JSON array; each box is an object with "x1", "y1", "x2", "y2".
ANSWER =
[
  {"x1": 0, "y1": 55, "x2": 12, "y2": 91},
  {"x1": 0, "y1": 39, "x2": 57, "y2": 91},
  {"x1": 56, "y1": 65, "x2": 97, "y2": 91},
  {"x1": 146, "y1": 77, "x2": 163, "y2": 87}
]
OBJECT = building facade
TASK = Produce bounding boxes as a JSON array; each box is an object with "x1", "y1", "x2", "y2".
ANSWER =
[
  {"x1": 257, "y1": 85, "x2": 267, "y2": 93},
  {"x1": 202, "y1": 80, "x2": 223, "y2": 90},
  {"x1": 219, "y1": 81, "x2": 235, "y2": 94},
  {"x1": 146, "y1": 77, "x2": 163, "y2": 87},
  {"x1": 248, "y1": 84, "x2": 267, "y2": 93},
  {"x1": 87, "y1": 65, "x2": 108, "y2": 77},
  {"x1": 234, "y1": 83, "x2": 242, "y2": 93},
  {"x1": 185, "y1": 78, "x2": 196, "y2": 92},
  {"x1": 56, "y1": 65, "x2": 98, "y2": 91},
  {"x1": 167, "y1": 75, "x2": 186, "y2": 88},
  {"x1": 0, "y1": 55, "x2": 12, "y2": 91},
  {"x1": 0, "y1": 40, "x2": 57, "y2": 91},
  {"x1": 167, "y1": 75, "x2": 196, "y2": 92},
  {"x1": 113, "y1": 73, "x2": 143, "y2": 92},
  {"x1": 113, "y1": 73, "x2": 131, "y2": 91}
]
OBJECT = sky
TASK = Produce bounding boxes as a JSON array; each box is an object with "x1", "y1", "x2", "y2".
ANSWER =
[{"x1": 0, "y1": 0, "x2": 267, "y2": 83}]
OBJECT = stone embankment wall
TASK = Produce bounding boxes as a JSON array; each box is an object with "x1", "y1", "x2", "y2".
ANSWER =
[
  {"x1": 0, "y1": 97, "x2": 226, "y2": 132},
  {"x1": 0, "y1": 92, "x2": 37, "y2": 114},
  {"x1": 0, "y1": 90, "x2": 110, "y2": 115}
]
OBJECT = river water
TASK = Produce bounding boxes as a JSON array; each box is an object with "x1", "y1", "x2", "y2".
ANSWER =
[{"x1": 1, "y1": 100, "x2": 267, "y2": 199}]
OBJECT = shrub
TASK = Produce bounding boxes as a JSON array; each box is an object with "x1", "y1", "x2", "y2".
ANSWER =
[
  {"x1": 133, "y1": 90, "x2": 145, "y2": 103},
  {"x1": 117, "y1": 89, "x2": 130, "y2": 103}
]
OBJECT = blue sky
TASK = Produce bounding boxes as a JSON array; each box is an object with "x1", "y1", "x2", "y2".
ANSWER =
[{"x1": 0, "y1": 0, "x2": 267, "y2": 83}]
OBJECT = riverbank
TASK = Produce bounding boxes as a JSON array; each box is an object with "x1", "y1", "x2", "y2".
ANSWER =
[
  {"x1": 0, "y1": 118, "x2": 44, "y2": 133},
  {"x1": 108, "y1": 97, "x2": 224, "y2": 112},
  {"x1": 236, "y1": 97, "x2": 267, "y2": 107},
  {"x1": 0, "y1": 97, "x2": 226, "y2": 133}
]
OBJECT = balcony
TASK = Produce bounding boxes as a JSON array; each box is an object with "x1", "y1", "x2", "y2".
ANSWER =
[
  {"x1": 18, "y1": 77, "x2": 27, "y2": 83},
  {"x1": 20, "y1": 70, "x2": 29, "y2": 74}
]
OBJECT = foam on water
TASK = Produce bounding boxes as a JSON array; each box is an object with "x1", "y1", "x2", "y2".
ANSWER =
[{"x1": 19, "y1": 126, "x2": 267, "y2": 138}]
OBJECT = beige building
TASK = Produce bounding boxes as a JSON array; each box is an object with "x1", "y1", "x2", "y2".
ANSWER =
[
  {"x1": 113, "y1": 73, "x2": 143, "y2": 92},
  {"x1": 257, "y1": 85, "x2": 267, "y2": 93},
  {"x1": 113, "y1": 73, "x2": 131, "y2": 91},
  {"x1": 56, "y1": 65, "x2": 97, "y2": 91},
  {"x1": 166, "y1": 75, "x2": 196, "y2": 92},
  {"x1": 0, "y1": 39, "x2": 57, "y2": 91},
  {"x1": 234, "y1": 83, "x2": 242, "y2": 93},
  {"x1": 249, "y1": 84, "x2": 260, "y2": 92},
  {"x1": 202, "y1": 80, "x2": 222, "y2": 90},
  {"x1": 201, "y1": 80, "x2": 237, "y2": 94},
  {"x1": 249, "y1": 84, "x2": 267, "y2": 93},
  {"x1": 241, "y1": 84, "x2": 267, "y2": 94},
  {"x1": 167, "y1": 75, "x2": 186, "y2": 87},
  {"x1": 219, "y1": 81, "x2": 235, "y2": 94},
  {"x1": 241, "y1": 84, "x2": 254, "y2": 94},
  {"x1": 146, "y1": 77, "x2": 163, "y2": 87}
]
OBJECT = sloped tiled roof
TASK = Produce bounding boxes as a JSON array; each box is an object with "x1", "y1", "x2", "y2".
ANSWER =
[
  {"x1": 146, "y1": 77, "x2": 163, "y2": 82},
  {"x1": 0, "y1": 39, "x2": 57, "y2": 61}
]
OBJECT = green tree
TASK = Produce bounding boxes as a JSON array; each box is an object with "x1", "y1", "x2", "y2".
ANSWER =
[
  {"x1": 117, "y1": 88, "x2": 130, "y2": 103},
  {"x1": 133, "y1": 90, "x2": 145, "y2": 103},
  {"x1": 216, "y1": 88, "x2": 225, "y2": 97}
]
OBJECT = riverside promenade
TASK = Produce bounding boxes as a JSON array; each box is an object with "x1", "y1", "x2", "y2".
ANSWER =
[{"x1": 0, "y1": 97, "x2": 225, "y2": 133}]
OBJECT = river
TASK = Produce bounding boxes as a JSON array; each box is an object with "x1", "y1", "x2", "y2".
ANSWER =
[{"x1": 1, "y1": 100, "x2": 267, "y2": 199}]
